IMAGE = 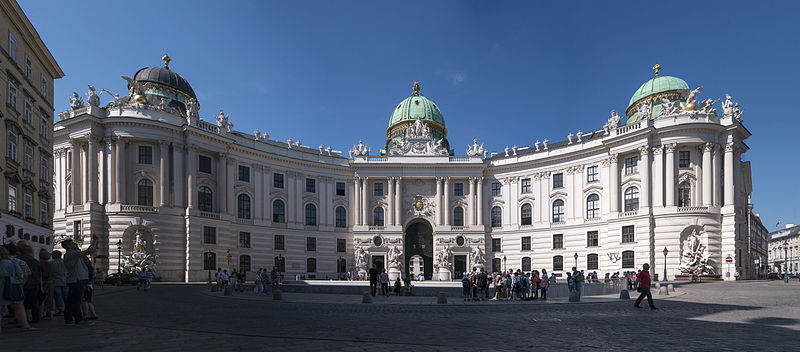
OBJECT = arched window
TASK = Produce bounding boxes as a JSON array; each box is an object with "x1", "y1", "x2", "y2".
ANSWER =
[
  {"x1": 624, "y1": 187, "x2": 639, "y2": 211},
  {"x1": 553, "y1": 255, "x2": 564, "y2": 271},
  {"x1": 521, "y1": 203, "x2": 532, "y2": 225},
  {"x1": 587, "y1": 253, "x2": 599, "y2": 270},
  {"x1": 307, "y1": 258, "x2": 317, "y2": 273},
  {"x1": 522, "y1": 257, "x2": 531, "y2": 272},
  {"x1": 239, "y1": 255, "x2": 251, "y2": 273},
  {"x1": 272, "y1": 200, "x2": 285, "y2": 223},
  {"x1": 373, "y1": 207, "x2": 384, "y2": 227},
  {"x1": 274, "y1": 256, "x2": 285, "y2": 272},
  {"x1": 198, "y1": 186, "x2": 213, "y2": 212},
  {"x1": 552, "y1": 199, "x2": 565, "y2": 223},
  {"x1": 453, "y1": 206, "x2": 464, "y2": 226},
  {"x1": 586, "y1": 194, "x2": 600, "y2": 219},
  {"x1": 678, "y1": 181, "x2": 691, "y2": 207},
  {"x1": 492, "y1": 258, "x2": 502, "y2": 273},
  {"x1": 622, "y1": 250, "x2": 635, "y2": 268},
  {"x1": 237, "y1": 194, "x2": 251, "y2": 219},
  {"x1": 203, "y1": 251, "x2": 216, "y2": 270},
  {"x1": 335, "y1": 206, "x2": 347, "y2": 228},
  {"x1": 305, "y1": 204, "x2": 317, "y2": 226},
  {"x1": 137, "y1": 179, "x2": 153, "y2": 206},
  {"x1": 491, "y1": 206, "x2": 502, "y2": 227}
]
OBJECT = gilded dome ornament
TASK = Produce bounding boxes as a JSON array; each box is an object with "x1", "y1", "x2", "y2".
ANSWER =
[
  {"x1": 652, "y1": 63, "x2": 661, "y2": 76},
  {"x1": 412, "y1": 81, "x2": 421, "y2": 96},
  {"x1": 162, "y1": 54, "x2": 171, "y2": 68}
]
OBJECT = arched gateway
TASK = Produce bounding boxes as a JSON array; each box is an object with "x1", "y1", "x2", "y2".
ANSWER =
[{"x1": 404, "y1": 220, "x2": 434, "y2": 280}]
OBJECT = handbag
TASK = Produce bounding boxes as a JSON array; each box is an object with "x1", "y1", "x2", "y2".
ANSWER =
[{"x1": 3, "y1": 277, "x2": 25, "y2": 301}]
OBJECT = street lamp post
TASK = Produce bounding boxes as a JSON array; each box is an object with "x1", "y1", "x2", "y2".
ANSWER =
[
  {"x1": 662, "y1": 247, "x2": 669, "y2": 282},
  {"x1": 784, "y1": 241, "x2": 789, "y2": 283},
  {"x1": 503, "y1": 255, "x2": 507, "y2": 272},
  {"x1": 116, "y1": 239, "x2": 123, "y2": 273},
  {"x1": 574, "y1": 252, "x2": 578, "y2": 269},
  {"x1": 754, "y1": 258, "x2": 761, "y2": 280},
  {"x1": 206, "y1": 252, "x2": 213, "y2": 284}
]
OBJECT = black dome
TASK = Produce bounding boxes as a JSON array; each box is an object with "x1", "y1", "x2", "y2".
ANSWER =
[{"x1": 133, "y1": 67, "x2": 196, "y2": 99}]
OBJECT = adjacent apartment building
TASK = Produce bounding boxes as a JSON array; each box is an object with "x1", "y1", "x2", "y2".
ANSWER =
[{"x1": 1, "y1": 0, "x2": 64, "y2": 251}]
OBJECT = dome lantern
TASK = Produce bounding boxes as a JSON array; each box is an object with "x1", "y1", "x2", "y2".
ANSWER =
[
  {"x1": 384, "y1": 82, "x2": 450, "y2": 153},
  {"x1": 624, "y1": 65, "x2": 690, "y2": 125}
]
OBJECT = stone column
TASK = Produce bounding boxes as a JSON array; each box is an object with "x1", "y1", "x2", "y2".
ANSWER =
[
  {"x1": 476, "y1": 177, "x2": 484, "y2": 226},
  {"x1": 702, "y1": 142, "x2": 713, "y2": 207},
  {"x1": 354, "y1": 177, "x2": 361, "y2": 225},
  {"x1": 54, "y1": 150, "x2": 61, "y2": 209},
  {"x1": 295, "y1": 173, "x2": 304, "y2": 223},
  {"x1": 639, "y1": 146, "x2": 650, "y2": 209},
  {"x1": 388, "y1": 177, "x2": 395, "y2": 226},
  {"x1": 502, "y1": 178, "x2": 511, "y2": 225},
  {"x1": 159, "y1": 141, "x2": 169, "y2": 207},
  {"x1": 70, "y1": 139, "x2": 80, "y2": 205},
  {"x1": 539, "y1": 173, "x2": 548, "y2": 221},
  {"x1": 532, "y1": 174, "x2": 542, "y2": 222},
  {"x1": 80, "y1": 143, "x2": 87, "y2": 204},
  {"x1": 435, "y1": 177, "x2": 443, "y2": 226},
  {"x1": 652, "y1": 147, "x2": 664, "y2": 208},
  {"x1": 286, "y1": 172, "x2": 296, "y2": 224},
  {"x1": 395, "y1": 177, "x2": 402, "y2": 226},
  {"x1": 609, "y1": 154, "x2": 619, "y2": 213},
  {"x1": 468, "y1": 177, "x2": 476, "y2": 225},
  {"x1": 326, "y1": 179, "x2": 334, "y2": 225},
  {"x1": 228, "y1": 158, "x2": 237, "y2": 216},
  {"x1": 713, "y1": 144, "x2": 721, "y2": 206},
  {"x1": 186, "y1": 146, "x2": 197, "y2": 210},
  {"x1": 263, "y1": 167, "x2": 271, "y2": 222},
  {"x1": 217, "y1": 153, "x2": 227, "y2": 213},
  {"x1": 724, "y1": 141, "x2": 734, "y2": 206},
  {"x1": 443, "y1": 177, "x2": 450, "y2": 225},
  {"x1": 254, "y1": 166, "x2": 263, "y2": 220},
  {"x1": 173, "y1": 144, "x2": 184, "y2": 208},
  {"x1": 87, "y1": 136, "x2": 98, "y2": 204},
  {"x1": 114, "y1": 138, "x2": 124, "y2": 204},
  {"x1": 103, "y1": 138, "x2": 112, "y2": 204},
  {"x1": 362, "y1": 177, "x2": 369, "y2": 225},
  {"x1": 665, "y1": 144, "x2": 676, "y2": 207},
  {"x1": 318, "y1": 177, "x2": 326, "y2": 226}
]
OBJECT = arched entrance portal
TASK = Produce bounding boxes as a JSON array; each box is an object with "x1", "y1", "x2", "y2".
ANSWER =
[{"x1": 404, "y1": 220, "x2": 433, "y2": 280}]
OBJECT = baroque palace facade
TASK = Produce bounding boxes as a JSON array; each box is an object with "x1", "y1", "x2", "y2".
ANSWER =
[{"x1": 53, "y1": 59, "x2": 757, "y2": 282}]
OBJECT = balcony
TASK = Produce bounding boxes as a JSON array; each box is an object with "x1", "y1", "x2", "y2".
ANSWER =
[
  {"x1": 235, "y1": 218, "x2": 254, "y2": 225},
  {"x1": 677, "y1": 206, "x2": 710, "y2": 214},
  {"x1": 585, "y1": 217, "x2": 602, "y2": 223},
  {"x1": 619, "y1": 210, "x2": 638, "y2": 217},
  {"x1": 120, "y1": 205, "x2": 158, "y2": 213},
  {"x1": 195, "y1": 119, "x2": 219, "y2": 134},
  {"x1": 450, "y1": 225, "x2": 468, "y2": 231},
  {"x1": 198, "y1": 211, "x2": 220, "y2": 220},
  {"x1": 368, "y1": 226, "x2": 385, "y2": 231}
]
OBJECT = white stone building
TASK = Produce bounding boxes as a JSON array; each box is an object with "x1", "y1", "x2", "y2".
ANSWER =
[
  {"x1": 53, "y1": 59, "x2": 756, "y2": 281},
  {"x1": 768, "y1": 225, "x2": 800, "y2": 275}
]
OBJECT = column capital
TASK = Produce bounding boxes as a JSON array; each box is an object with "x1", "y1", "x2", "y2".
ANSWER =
[
  {"x1": 609, "y1": 153, "x2": 618, "y2": 163},
  {"x1": 652, "y1": 146, "x2": 664, "y2": 155},
  {"x1": 443, "y1": 176, "x2": 451, "y2": 184},
  {"x1": 703, "y1": 142, "x2": 715, "y2": 152},
  {"x1": 88, "y1": 135, "x2": 100, "y2": 143},
  {"x1": 218, "y1": 152, "x2": 228, "y2": 160},
  {"x1": 159, "y1": 140, "x2": 169, "y2": 147},
  {"x1": 664, "y1": 143, "x2": 677, "y2": 153},
  {"x1": 638, "y1": 145, "x2": 650, "y2": 156},
  {"x1": 725, "y1": 141, "x2": 735, "y2": 152}
]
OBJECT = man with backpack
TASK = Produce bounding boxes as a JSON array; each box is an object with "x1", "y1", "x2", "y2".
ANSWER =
[
  {"x1": 477, "y1": 268, "x2": 489, "y2": 301},
  {"x1": 461, "y1": 273, "x2": 471, "y2": 301},
  {"x1": 572, "y1": 267, "x2": 585, "y2": 297}
]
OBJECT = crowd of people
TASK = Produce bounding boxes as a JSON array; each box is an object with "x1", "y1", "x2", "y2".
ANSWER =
[{"x1": 0, "y1": 235, "x2": 101, "y2": 333}]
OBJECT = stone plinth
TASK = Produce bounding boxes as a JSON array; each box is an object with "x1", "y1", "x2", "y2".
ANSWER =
[
  {"x1": 436, "y1": 268, "x2": 452, "y2": 281},
  {"x1": 388, "y1": 267, "x2": 402, "y2": 281}
]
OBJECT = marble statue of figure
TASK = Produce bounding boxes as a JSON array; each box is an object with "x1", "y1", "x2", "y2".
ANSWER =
[
  {"x1": 576, "y1": 130, "x2": 583, "y2": 143},
  {"x1": 388, "y1": 246, "x2": 402, "y2": 268},
  {"x1": 121, "y1": 75, "x2": 151, "y2": 96},
  {"x1": 678, "y1": 229, "x2": 715, "y2": 275},
  {"x1": 121, "y1": 230, "x2": 157, "y2": 274},
  {"x1": 134, "y1": 230, "x2": 146, "y2": 252},
  {"x1": 659, "y1": 98, "x2": 682, "y2": 117},
  {"x1": 721, "y1": 94, "x2": 733, "y2": 116},
  {"x1": 542, "y1": 139, "x2": 549, "y2": 150},
  {"x1": 638, "y1": 101, "x2": 652, "y2": 121},
  {"x1": 609, "y1": 110, "x2": 621, "y2": 126},
  {"x1": 435, "y1": 245, "x2": 452, "y2": 269},
  {"x1": 69, "y1": 92, "x2": 84, "y2": 109},
  {"x1": 732, "y1": 103, "x2": 744, "y2": 121},
  {"x1": 504, "y1": 146, "x2": 510, "y2": 157},
  {"x1": 534, "y1": 140, "x2": 540, "y2": 151},
  {"x1": 471, "y1": 246, "x2": 486, "y2": 265},
  {"x1": 158, "y1": 97, "x2": 169, "y2": 111},
  {"x1": 216, "y1": 110, "x2": 228, "y2": 127},
  {"x1": 351, "y1": 139, "x2": 369, "y2": 157},
  {"x1": 355, "y1": 246, "x2": 368, "y2": 268},
  {"x1": 185, "y1": 98, "x2": 199, "y2": 118},
  {"x1": 387, "y1": 118, "x2": 448, "y2": 156},
  {"x1": 466, "y1": 139, "x2": 484, "y2": 156},
  {"x1": 86, "y1": 85, "x2": 102, "y2": 107},
  {"x1": 567, "y1": 132, "x2": 574, "y2": 144},
  {"x1": 699, "y1": 98, "x2": 718, "y2": 115},
  {"x1": 102, "y1": 89, "x2": 127, "y2": 109},
  {"x1": 684, "y1": 86, "x2": 703, "y2": 110}
]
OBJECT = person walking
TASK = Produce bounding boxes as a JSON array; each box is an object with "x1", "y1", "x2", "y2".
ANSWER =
[
  {"x1": 39, "y1": 249, "x2": 54, "y2": 320},
  {"x1": 572, "y1": 267, "x2": 585, "y2": 297},
  {"x1": 61, "y1": 235, "x2": 99, "y2": 326},
  {"x1": 379, "y1": 268, "x2": 390, "y2": 297},
  {"x1": 0, "y1": 246, "x2": 39, "y2": 332},
  {"x1": 17, "y1": 243, "x2": 43, "y2": 324},
  {"x1": 634, "y1": 263, "x2": 658, "y2": 310},
  {"x1": 368, "y1": 265, "x2": 379, "y2": 297},
  {"x1": 51, "y1": 250, "x2": 67, "y2": 317}
]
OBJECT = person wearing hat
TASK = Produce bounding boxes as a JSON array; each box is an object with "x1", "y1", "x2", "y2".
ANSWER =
[{"x1": 61, "y1": 235, "x2": 99, "y2": 326}]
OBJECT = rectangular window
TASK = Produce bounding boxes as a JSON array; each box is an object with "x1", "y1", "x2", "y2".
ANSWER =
[
  {"x1": 454, "y1": 182, "x2": 464, "y2": 196},
  {"x1": 587, "y1": 166, "x2": 599, "y2": 182},
  {"x1": 7, "y1": 131, "x2": 17, "y2": 161},
  {"x1": 40, "y1": 75, "x2": 47, "y2": 96},
  {"x1": 337, "y1": 238, "x2": 346, "y2": 253},
  {"x1": 23, "y1": 97, "x2": 33, "y2": 125},
  {"x1": 7, "y1": 185, "x2": 17, "y2": 212},
  {"x1": 491, "y1": 182, "x2": 502, "y2": 196},
  {"x1": 336, "y1": 182, "x2": 346, "y2": 196},
  {"x1": 40, "y1": 157, "x2": 48, "y2": 181},
  {"x1": 679, "y1": 151, "x2": 691, "y2": 168},
  {"x1": 553, "y1": 234, "x2": 564, "y2": 249},
  {"x1": 587, "y1": 231, "x2": 599, "y2": 247},
  {"x1": 23, "y1": 193, "x2": 32, "y2": 218},
  {"x1": 553, "y1": 256, "x2": 564, "y2": 272},
  {"x1": 622, "y1": 251, "x2": 635, "y2": 268},
  {"x1": 203, "y1": 252, "x2": 216, "y2": 270},
  {"x1": 203, "y1": 226, "x2": 216, "y2": 244},
  {"x1": 8, "y1": 81, "x2": 18, "y2": 108},
  {"x1": 273, "y1": 173, "x2": 284, "y2": 188},
  {"x1": 238, "y1": 165, "x2": 250, "y2": 182},
  {"x1": 587, "y1": 254, "x2": 599, "y2": 270},
  {"x1": 274, "y1": 235, "x2": 285, "y2": 250},
  {"x1": 23, "y1": 143, "x2": 33, "y2": 171},
  {"x1": 40, "y1": 112, "x2": 49, "y2": 139},
  {"x1": 8, "y1": 32, "x2": 17, "y2": 62},
  {"x1": 522, "y1": 257, "x2": 532, "y2": 272},
  {"x1": 40, "y1": 201, "x2": 48, "y2": 224},
  {"x1": 305, "y1": 178, "x2": 316, "y2": 193},
  {"x1": 25, "y1": 56, "x2": 32, "y2": 81},
  {"x1": 73, "y1": 221, "x2": 81, "y2": 242},
  {"x1": 306, "y1": 237, "x2": 316, "y2": 252},
  {"x1": 624, "y1": 156, "x2": 639, "y2": 175},
  {"x1": 373, "y1": 183, "x2": 383, "y2": 196},
  {"x1": 138, "y1": 146, "x2": 153, "y2": 164},
  {"x1": 239, "y1": 232, "x2": 251, "y2": 248},
  {"x1": 521, "y1": 178, "x2": 531, "y2": 193},
  {"x1": 521, "y1": 236, "x2": 531, "y2": 251},
  {"x1": 622, "y1": 225, "x2": 635, "y2": 243},
  {"x1": 198, "y1": 155, "x2": 212, "y2": 173},
  {"x1": 553, "y1": 173, "x2": 564, "y2": 189},
  {"x1": 492, "y1": 238, "x2": 502, "y2": 252},
  {"x1": 239, "y1": 255, "x2": 251, "y2": 273}
]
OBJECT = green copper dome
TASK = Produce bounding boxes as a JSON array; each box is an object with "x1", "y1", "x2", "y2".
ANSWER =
[
  {"x1": 626, "y1": 75, "x2": 689, "y2": 113},
  {"x1": 388, "y1": 94, "x2": 445, "y2": 127}
]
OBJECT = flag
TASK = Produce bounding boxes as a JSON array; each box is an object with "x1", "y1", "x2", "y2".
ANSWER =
[{"x1": 776, "y1": 220, "x2": 781, "y2": 227}]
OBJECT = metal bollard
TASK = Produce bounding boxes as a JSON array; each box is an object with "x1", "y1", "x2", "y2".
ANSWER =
[
  {"x1": 654, "y1": 282, "x2": 661, "y2": 290},
  {"x1": 667, "y1": 284, "x2": 674, "y2": 292},
  {"x1": 437, "y1": 291, "x2": 447, "y2": 304},
  {"x1": 659, "y1": 286, "x2": 668, "y2": 295},
  {"x1": 362, "y1": 291, "x2": 372, "y2": 304},
  {"x1": 224, "y1": 286, "x2": 233, "y2": 296},
  {"x1": 619, "y1": 289, "x2": 630, "y2": 300}
]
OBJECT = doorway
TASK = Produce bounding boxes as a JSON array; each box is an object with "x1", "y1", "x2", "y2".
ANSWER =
[
  {"x1": 404, "y1": 220, "x2": 433, "y2": 280},
  {"x1": 454, "y1": 255, "x2": 467, "y2": 278},
  {"x1": 409, "y1": 255, "x2": 424, "y2": 278},
  {"x1": 372, "y1": 255, "x2": 385, "y2": 271}
]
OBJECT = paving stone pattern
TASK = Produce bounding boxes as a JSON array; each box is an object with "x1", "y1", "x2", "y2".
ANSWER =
[{"x1": 2, "y1": 281, "x2": 799, "y2": 351}]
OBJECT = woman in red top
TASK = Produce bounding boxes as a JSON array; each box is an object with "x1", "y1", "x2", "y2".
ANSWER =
[{"x1": 634, "y1": 264, "x2": 658, "y2": 310}]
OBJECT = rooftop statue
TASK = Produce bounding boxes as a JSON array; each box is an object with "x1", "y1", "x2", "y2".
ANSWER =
[
  {"x1": 86, "y1": 85, "x2": 102, "y2": 107},
  {"x1": 388, "y1": 118, "x2": 448, "y2": 156},
  {"x1": 684, "y1": 86, "x2": 703, "y2": 111},
  {"x1": 68, "y1": 91, "x2": 84, "y2": 110}
]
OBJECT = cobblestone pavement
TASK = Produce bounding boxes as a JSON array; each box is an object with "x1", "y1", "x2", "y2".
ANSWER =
[{"x1": 2, "y1": 281, "x2": 799, "y2": 351}]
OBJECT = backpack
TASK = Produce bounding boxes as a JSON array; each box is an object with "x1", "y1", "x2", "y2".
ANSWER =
[
  {"x1": 462, "y1": 276, "x2": 471, "y2": 287},
  {"x1": 477, "y1": 274, "x2": 487, "y2": 287}
]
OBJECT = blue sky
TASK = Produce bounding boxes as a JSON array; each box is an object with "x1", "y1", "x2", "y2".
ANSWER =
[{"x1": 23, "y1": 1, "x2": 800, "y2": 231}]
